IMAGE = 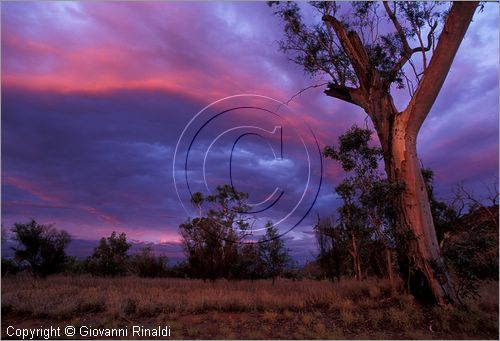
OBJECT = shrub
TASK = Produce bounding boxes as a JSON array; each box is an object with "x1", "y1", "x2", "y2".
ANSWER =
[
  {"x1": 1, "y1": 257, "x2": 19, "y2": 276},
  {"x1": 86, "y1": 232, "x2": 131, "y2": 276},
  {"x1": 130, "y1": 247, "x2": 168, "y2": 278},
  {"x1": 10, "y1": 219, "x2": 71, "y2": 277}
]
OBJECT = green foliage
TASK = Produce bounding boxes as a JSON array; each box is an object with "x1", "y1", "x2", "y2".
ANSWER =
[
  {"x1": 87, "y1": 231, "x2": 131, "y2": 276},
  {"x1": 324, "y1": 126, "x2": 382, "y2": 173},
  {"x1": 168, "y1": 260, "x2": 190, "y2": 278},
  {"x1": 269, "y1": 1, "x2": 449, "y2": 88},
  {"x1": 11, "y1": 219, "x2": 71, "y2": 277},
  {"x1": 322, "y1": 126, "x2": 399, "y2": 280},
  {"x1": 130, "y1": 247, "x2": 168, "y2": 278},
  {"x1": 442, "y1": 211, "x2": 499, "y2": 299},
  {"x1": 181, "y1": 186, "x2": 291, "y2": 281},
  {"x1": 180, "y1": 185, "x2": 251, "y2": 280},
  {"x1": 422, "y1": 168, "x2": 460, "y2": 243},
  {"x1": 269, "y1": 1, "x2": 357, "y2": 86},
  {"x1": 443, "y1": 228, "x2": 493, "y2": 299}
]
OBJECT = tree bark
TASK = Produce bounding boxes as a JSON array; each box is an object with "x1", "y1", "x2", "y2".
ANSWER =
[
  {"x1": 379, "y1": 111, "x2": 458, "y2": 305},
  {"x1": 385, "y1": 248, "x2": 395, "y2": 292},
  {"x1": 322, "y1": 1, "x2": 478, "y2": 305},
  {"x1": 382, "y1": 2, "x2": 477, "y2": 305},
  {"x1": 350, "y1": 232, "x2": 362, "y2": 281}
]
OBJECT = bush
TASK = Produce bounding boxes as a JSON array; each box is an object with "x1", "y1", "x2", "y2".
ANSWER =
[
  {"x1": 86, "y1": 231, "x2": 131, "y2": 276},
  {"x1": 1, "y1": 257, "x2": 19, "y2": 276},
  {"x1": 130, "y1": 247, "x2": 168, "y2": 278},
  {"x1": 442, "y1": 205, "x2": 499, "y2": 299},
  {"x1": 10, "y1": 219, "x2": 71, "y2": 277},
  {"x1": 63, "y1": 256, "x2": 87, "y2": 275}
]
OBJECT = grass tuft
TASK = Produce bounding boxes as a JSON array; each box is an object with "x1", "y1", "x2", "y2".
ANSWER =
[{"x1": 1, "y1": 275, "x2": 497, "y2": 339}]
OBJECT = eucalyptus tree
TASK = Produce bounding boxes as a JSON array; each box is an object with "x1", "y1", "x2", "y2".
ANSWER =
[
  {"x1": 325, "y1": 126, "x2": 399, "y2": 283},
  {"x1": 180, "y1": 185, "x2": 252, "y2": 280},
  {"x1": 270, "y1": 1, "x2": 479, "y2": 304},
  {"x1": 11, "y1": 219, "x2": 71, "y2": 277}
]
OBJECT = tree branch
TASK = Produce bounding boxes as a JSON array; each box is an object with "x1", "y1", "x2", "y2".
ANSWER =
[
  {"x1": 411, "y1": 21, "x2": 438, "y2": 55},
  {"x1": 405, "y1": 1, "x2": 478, "y2": 134},
  {"x1": 284, "y1": 82, "x2": 329, "y2": 105},
  {"x1": 324, "y1": 83, "x2": 365, "y2": 107},
  {"x1": 383, "y1": 1, "x2": 411, "y2": 53},
  {"x1": 322, "y1": 14, "x2": 372, "y2": 89},
  {"x1": 384, "y1": 2, "x2": 438, "y2": 86}
]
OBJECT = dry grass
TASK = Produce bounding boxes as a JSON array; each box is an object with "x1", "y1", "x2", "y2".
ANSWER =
[{"x1": 1, "y1": 274, "x2": 498, "y2": 339}]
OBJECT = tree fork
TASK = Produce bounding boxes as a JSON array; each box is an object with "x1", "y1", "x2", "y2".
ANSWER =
[{"x1": 273, "y1": 0, "x2": 479, "y2": 305}]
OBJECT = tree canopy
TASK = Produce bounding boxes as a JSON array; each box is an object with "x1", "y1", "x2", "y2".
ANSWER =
[{"x1": 11, "y1": 219, "x2": 71, "y2": 277}]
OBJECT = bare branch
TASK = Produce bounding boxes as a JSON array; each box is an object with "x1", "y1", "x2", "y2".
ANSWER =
[
  {"x1": 284, "y1": 82, "x2": 329, "y2": 105},
  {"x1": 384, "y1": 2, "x2": 438, "y2": 86},
  {"x1": 383, "y1": 1, "x2": 411, "y2": 53},
  {"x1": 453, "y1": 182, "x2": 499, "y2": 227},
  {"x1": 404, "y1": 1, "x2": 478, "y2": 134},
  {"x1": 411, "y1": 20, "x2": 438, "y2": 55}
]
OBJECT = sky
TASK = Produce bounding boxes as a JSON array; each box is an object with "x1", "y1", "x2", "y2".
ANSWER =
[{"x1": 1, "y1": 1, "x2": 498, "y2": 262}]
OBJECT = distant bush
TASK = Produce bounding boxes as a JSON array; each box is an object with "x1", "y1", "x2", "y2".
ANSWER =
[
  {"x1": 1, "y1": 257, "x2": 19, "y2": 276},
  {"x1": 180, "y1": 186, "x2": 290, "y2": 282},
  {"x1": 130, "y1": 247, "x2": 168, "y2": 278},
  {"x1": 87, "y1": 231, "x2": 131, "y2": 276},
  {"x1": 10, "y1": 219, "x2": 71, "y2": 277},
  {"x1": 63, "y1": 256, "x2": 87, "y2": 275},
  {"x1": 443, "y1": 206, "x2": 499, "y2": 299},
  {"x1": 167, "y1": 261, "x2": 190, "y2": 278}
]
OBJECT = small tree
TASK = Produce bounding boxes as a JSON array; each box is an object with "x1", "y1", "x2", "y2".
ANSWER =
[
  {"x1": 314, "y1": 215, "x2": 348, "y2": 282},
  {"x1": 87, "y1": 231, "x2": 131, "y2": 276},
  {"x1": 233, "y1": 242, "x2": 265, "y2": 280},
  {"x1": 11, "y1": 219, "x2": 71, "y2": 277},
  {"x1": 259, "y1": 222, "x2": 290, "y2": 285},
  {"x1": 130, "y1": 247, "x2": 168, "y2": 278},
  {"x1": 325, "y1": 126, "x2": 399, "y2": 282},
  {"x1": 180, "y1": 185, "x2": 252, "y2": 281},
  {"x1": 440, "y1": 181, "x2": 499, "y2": 299}
]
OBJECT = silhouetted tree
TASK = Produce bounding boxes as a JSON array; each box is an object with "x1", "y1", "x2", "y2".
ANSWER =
[
  {"x1": 1, "y1": 257, "x2": 19, "y2": 276},
  {"x1": 11, "y1": 219, "x2": 71, "y2": 277},
  {"x1": 87, "y1": 231, "x2": 131, "y2": 276},
  {"x1": 130, "y1": 246, "x2": 168, "y2": 278},
  {"x1": 233, "y1": 242, "x2": 265, "y2": 280},
  {"x1": 259, "y1": 222, "x2": 290, "y2": 285},
  {"x1": 168, "y1": 260, "x2": 190, "y2": 278},
  {"x1": 270, "y1": 0, "x2": 479, "y2": 305},
  {"x1": 314, "y1": 215, "x2": 347, "y2": 282},
  {"x1": 325, "y1": 126, "x2": 399, "y2": 282},
  {"x1": 180, "y1": 185, "x2": 252, "y2": 281},
  {"x1": 437, "y1": 180, "x2": 499, "y2": 299},
  {"x1": 63, "y1": 256, "x2": 87, "y2": 275}
]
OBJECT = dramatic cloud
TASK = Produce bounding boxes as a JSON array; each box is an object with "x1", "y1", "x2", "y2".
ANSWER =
[{"x1": 1, "y1": 2, "x2": 498, "y2": 262}]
